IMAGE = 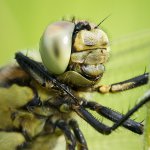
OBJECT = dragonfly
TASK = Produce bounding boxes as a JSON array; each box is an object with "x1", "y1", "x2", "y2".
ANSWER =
[{"x1": 0, "y1": 20, "x2": 149, "y2": 150}]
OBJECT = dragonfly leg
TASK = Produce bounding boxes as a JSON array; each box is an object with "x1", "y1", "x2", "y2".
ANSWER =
[
  {"x1": 98, "y1": 73, "x2": 149, "y2": 93},
  {"x1": 74, "y1": 90, "x2": 150, "y2": 135},
  {"x1": 69, "y1": 119, "x2": 88, "y2": 150},
  {"x1": 56, "y1": 120, "x2": 76, "y2": 150},
  {"x1": 82, "y1": 100, "x2": 143, "y2": 134}
]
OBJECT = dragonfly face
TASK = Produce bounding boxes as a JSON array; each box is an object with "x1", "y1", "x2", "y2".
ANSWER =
[
  {"x1": 40, "y1": 20, "x2": 110, "y2": 87},
  {"x1": 0, "y1": 19, "x2": 149, "y2": 150}
]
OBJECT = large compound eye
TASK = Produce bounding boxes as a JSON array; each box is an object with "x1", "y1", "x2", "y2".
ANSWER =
[{"x1": 40, "y1": 21, "x2": 75, "y2": 74}]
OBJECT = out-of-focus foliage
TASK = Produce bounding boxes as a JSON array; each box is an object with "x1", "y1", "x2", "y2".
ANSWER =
[{"x1": 0, "y1": 0, "x2": 150, "y2": 150}]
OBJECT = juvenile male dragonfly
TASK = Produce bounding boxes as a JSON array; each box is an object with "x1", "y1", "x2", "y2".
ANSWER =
[{"x1": 0, "y1": 20, "x2": 149, "y2": 150}]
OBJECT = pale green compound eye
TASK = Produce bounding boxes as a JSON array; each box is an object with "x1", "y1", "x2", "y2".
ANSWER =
[{"x1": 39, "y1": 21, "x2": 75, "y2": 75}]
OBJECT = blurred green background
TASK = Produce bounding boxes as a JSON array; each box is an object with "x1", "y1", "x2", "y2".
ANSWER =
[{"x1": 0, "y1": 0, "x2": 150, "y2": 150}]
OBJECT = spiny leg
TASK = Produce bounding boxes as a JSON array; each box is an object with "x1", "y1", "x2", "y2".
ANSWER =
[
  {"x1": 69, "y1": 119, "x2": 88, "y2": 150},
  {"x1": 15, "y1": 53, "x2": 150, "y2": 135},
  {"x1": 56, "y1": 120, "x2": 76, "y2": 150},
  {"x1": 110, "y1": 90, "x2": 150, "y2": 131},
  {"x1": 73, "y1": 105, "x2": 111, "y2": 134},
  {"x1": 98, "y1": 73, "x2": 149, "y2": 93},
  {"x1": 81, "y1": 100, "x2": 143, "y2": 134},
  {"x1": 73, "y1": 90, "x2": 150, "y2": 135}
]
